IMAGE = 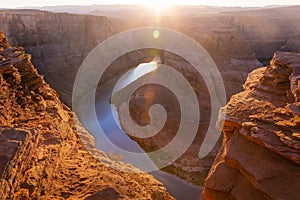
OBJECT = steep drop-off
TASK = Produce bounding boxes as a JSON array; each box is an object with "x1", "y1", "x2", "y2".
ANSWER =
[
  {"x1": 203, "y1": 51, "x2": 300, "y2": 199},
  {"x1": 0, "y1": 32, "x2": 174, "y2": 199}
]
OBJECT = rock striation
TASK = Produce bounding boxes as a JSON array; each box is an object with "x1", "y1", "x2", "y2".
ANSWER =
[
  {"x1": 203, "y1": 51, "x2": 300, "y2": 199},
  {"x1": 0, "y1": 32, "x2": 174, "y2": 199}
]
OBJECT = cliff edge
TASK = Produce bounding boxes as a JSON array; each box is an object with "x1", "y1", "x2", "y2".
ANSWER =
[
  {"x1": 203, "y1": 51, "x2": 300, "y2": 199},
  {"x1": 0, "y1": 31, "x2": 174, "y2": 199}
]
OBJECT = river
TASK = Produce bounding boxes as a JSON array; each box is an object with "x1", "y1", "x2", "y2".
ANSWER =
[{"x1": 94, "y1": 62, "x2": 203, "y2": 200}]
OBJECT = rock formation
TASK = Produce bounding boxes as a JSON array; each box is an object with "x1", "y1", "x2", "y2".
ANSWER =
[
  {"x1": 0, "y1": 32, "x2": 174, "y2": 199},
  {"x1": 203, "y1": 51, "x2": 300, "y2": 199}
]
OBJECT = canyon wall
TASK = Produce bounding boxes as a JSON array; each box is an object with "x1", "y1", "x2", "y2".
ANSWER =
[
  {"x1": 0, "y1": 32, "x2": 174, "y2": 199},
  {"x1": 223, "y1": 6, "x2": 300, "y2": 64},
  {"x1": 203, "y1": 51, "x2": 300, "y2": 199},
  {"x1": 0, "y1": 9, "x2": 265, "y2": 106},
  {"x1": 0, "y1": 9, "x2": 125, "y2": 106}
]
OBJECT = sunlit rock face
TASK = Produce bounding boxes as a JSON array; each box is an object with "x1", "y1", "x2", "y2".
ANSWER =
[
  {"x1": 0, "y1": 32, "x2": 174, "y2": 200},
  {"x1": 203, "y1": 51, "x2": 300, "y2": 199}
]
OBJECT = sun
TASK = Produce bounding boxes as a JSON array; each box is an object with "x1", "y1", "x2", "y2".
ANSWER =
[
  {"x1": 152, "y1": 2, "x2": 170, "y2": 10},
  {"x1": 141, "y1": 1, "x2": 171, "y2": 12}
]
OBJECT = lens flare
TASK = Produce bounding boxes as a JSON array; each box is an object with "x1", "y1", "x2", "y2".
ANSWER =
[{"x1": 153, "y1": 30, "x2": 160, "y2": 39}]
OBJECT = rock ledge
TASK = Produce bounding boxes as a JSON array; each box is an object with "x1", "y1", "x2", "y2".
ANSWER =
[{"x1": 203, "y1": 51, "x2": 300, "y2": 200}]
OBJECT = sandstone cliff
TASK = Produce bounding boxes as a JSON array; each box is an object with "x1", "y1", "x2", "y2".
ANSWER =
[
  {"x1": 0, "y1": 32, "x2": 174, "y2": 199},
  {"x1": 203, "y1": 51, "x2": 300, "y2": 199}
]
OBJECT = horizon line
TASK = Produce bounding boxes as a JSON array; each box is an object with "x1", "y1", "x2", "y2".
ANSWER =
[{"x1": 1, "y1": 3, "x2": 299, "y2": 9}]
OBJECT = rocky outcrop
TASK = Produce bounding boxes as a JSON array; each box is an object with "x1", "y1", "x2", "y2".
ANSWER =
[
  {"x1": 0, "y1": 32, "x2": 174, "y2": 199},
  {"x1": 203, "y1": 51, "x2": 300, "y2": 199}
]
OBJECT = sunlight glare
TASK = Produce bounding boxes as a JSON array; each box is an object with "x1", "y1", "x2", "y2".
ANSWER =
[
  {"x1": 142, "y1": 0, "x2": 171, "y2": 12},
  {"x1": 134, "y1": 60, "x2": 158, "y2": 78}
]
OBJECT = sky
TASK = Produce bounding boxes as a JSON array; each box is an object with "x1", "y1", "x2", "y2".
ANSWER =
[{"x1": 1, "y1": 0, "x2": 300, "y2": 8}]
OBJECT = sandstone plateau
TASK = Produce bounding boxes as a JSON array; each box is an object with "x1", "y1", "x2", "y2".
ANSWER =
[
  {"x1": 0, "y1": 32, "x2": 174, "y2": 199},
  {"x1": 203, "y1": 51, "x2": 300, "y2": 199}
]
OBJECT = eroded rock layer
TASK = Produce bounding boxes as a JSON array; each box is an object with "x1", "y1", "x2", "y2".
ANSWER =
[
  {"x1": 0, "y1": 32, "x2": 174, "y2": 199},
  {"x1": 203, "y1": 51, "x2": 300, "y2": 199}
]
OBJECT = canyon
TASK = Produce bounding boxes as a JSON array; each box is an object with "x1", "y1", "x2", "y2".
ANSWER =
[{"x1": 0, "y1": 5, "x2": 299, "y2": 199}]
